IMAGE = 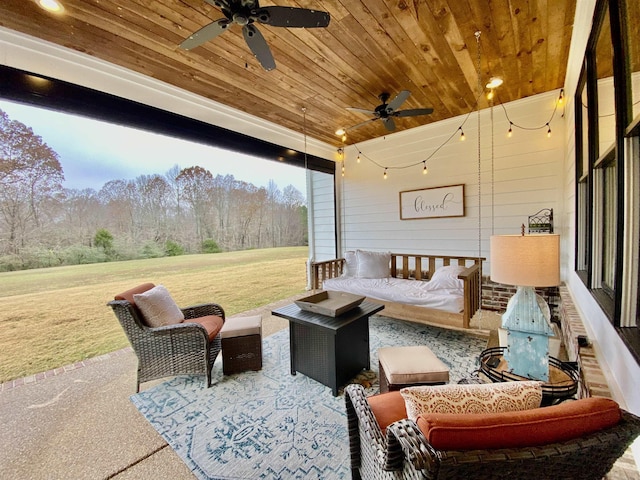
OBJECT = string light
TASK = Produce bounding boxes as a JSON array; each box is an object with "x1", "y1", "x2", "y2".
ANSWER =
[
  {"x1": 341, "y1": 163, "x2": 345, "y2": 176},
  {"x1": 340, "y1": 87, "x2": 560, "y2": 180},
  {"x1": 501, "y1": 89, "x2": 562, "y2": 140},
  {"x1": 487, "y1": 89, "x2": 494, "y2": 100}
]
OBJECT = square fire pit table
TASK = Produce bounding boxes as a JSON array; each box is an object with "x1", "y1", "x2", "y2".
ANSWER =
[{"x1": 272, "y1": 301, "x2": 384, "y2": 396}]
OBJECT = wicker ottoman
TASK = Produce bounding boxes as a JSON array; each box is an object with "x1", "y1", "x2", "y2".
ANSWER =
[
  {"x1": 378, "y1": 345, "x2": 449, "y2": 393},
  {"x1": 220, "y1": 315, "x2": 262, "y2": 375}
]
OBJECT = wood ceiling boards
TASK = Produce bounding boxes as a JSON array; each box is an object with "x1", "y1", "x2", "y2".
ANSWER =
[{"x1": 0, "y1": 0, "x2": 576, "y2": 147}]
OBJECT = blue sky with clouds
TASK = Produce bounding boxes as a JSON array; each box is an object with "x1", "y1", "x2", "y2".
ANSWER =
[{"x1": 0, "y1": 100, "x2": 307, "y2": 195}]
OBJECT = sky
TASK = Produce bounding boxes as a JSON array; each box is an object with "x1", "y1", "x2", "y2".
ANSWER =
[{"x1": 0, "y1": 100, "x2": 307, "y2": 195}]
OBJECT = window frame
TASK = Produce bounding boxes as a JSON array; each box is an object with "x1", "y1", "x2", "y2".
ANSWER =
[{"x1": 574, "y1": 0, "x2": 639, "y2": 364}]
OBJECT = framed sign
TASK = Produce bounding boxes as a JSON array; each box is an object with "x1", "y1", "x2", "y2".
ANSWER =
[{"x1": 399, "y1": 184, "x2": 465, "y2": 220}]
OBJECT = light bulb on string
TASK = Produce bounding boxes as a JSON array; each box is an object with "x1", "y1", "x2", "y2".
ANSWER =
[
  {"x1": 507, "y1": 123, "x2": 513, "y2": 138},
  {"x1": 383, "y1": 168, "x2": 388, "y2": 180},
  {"x1": 459, "y1": 127, "x2": 466, "y2": 141},
  {"x1": 423, "y1": 161, "x2": 428, "y2": 175},
  {"x1": 558, "y1": 89, "x2": 564, "y2": 105},
  {"x1": 356, "y1": 153, "x2": 361, "y2": 163},
  {"x1": 487, "y1": 89, "x2": 494, "y2": 100},
  {"x1": 341, "y1": 164, "x2": 345, "y2": 177},
  {"x1": 341, "y1": 133, "x2": 347, "y2": 142},
  {"x1": 546, "y1": 123, "x2": 551, "y2": 138}
]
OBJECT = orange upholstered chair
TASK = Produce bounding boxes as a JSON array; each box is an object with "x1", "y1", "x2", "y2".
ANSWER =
[{"x1": 108, "y1": 283, "x2": 225, "y2": 392}]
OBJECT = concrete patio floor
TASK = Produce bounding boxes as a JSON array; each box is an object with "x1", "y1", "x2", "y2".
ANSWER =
[
  {"x1": 0, "y1": 297, "x2": 295, "y2": 480},
  {"x1": 1, "y1": 301, "x2": 638, "y2": 479}
]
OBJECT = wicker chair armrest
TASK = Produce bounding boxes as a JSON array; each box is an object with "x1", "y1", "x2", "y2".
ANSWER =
[
  {"x1": 345, "y1": 384, "x2": 396, "y2": 470},
  {"x1": 387, "y1": 419, "x2": 440, "y2": 473},
  {"x1": 181, "y1": 302, "x2": 225, "y2": 321}
]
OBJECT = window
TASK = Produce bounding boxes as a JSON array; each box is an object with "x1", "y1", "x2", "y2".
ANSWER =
[{"x1": 574, "y1": 0, "x2": 639, "y2": 363}]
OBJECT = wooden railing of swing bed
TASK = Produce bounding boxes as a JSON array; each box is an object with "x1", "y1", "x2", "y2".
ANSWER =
[{"x1": 310, "y1": 253, "x2": 484, "y2": 330}]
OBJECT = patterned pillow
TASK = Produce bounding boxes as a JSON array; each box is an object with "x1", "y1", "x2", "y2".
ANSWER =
[
  {"x1": 400, "y1": 381, "x2": 543, "y2": 421},
  {"x1": 133, "y1": 285, "x2": 185, "y2": 327}
]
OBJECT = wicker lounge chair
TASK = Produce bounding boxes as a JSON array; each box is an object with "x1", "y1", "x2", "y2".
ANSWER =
[
  {"x1": 345, "y1": 383, "x2": 640, "y2": 480},
  {"x1": 108, "y1": 283, "x2": 225, "y2": 392}
]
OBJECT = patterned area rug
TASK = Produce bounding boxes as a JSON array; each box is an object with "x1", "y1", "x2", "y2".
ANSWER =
[{"x1": 131, "y1": 316, "x2": 486, "y2": 480}]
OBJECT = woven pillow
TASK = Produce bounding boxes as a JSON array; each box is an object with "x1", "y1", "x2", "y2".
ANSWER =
[
  {"x1": 400, "y1": 381, "x2": 543, "y2": 421},
  {"x1": 356, "y1": 249, "x2": 391, "y2": 278},
  {"x1": 133, "y1": 285, "x2": 185, "y2": 327}
]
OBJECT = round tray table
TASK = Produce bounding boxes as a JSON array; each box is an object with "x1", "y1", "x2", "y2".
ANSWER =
[{"x1": 479, "y1": 346, "x2": 579, "y2": 405}]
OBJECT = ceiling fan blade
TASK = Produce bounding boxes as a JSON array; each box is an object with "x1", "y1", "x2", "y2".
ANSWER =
[
  {"x1": 180, "y1": 19, "x2": 230, "y2": 50},
  {"x1": 387, "y1": 90, "x2": 411, "y2": 111},
  {"x1": 382, "y1": 117, "x2": 396, "y2": 131},
  {"x1": 395, "y1": 108, "x2": 434, "y2": 117},
  {"x1": 242, "y1": 24, "x2": 276, "y2": 71},
  {"x1": 204, "y1": 0, "x2": 230, "y2": 9},
  {"x1": 347, "y1": 118, "x2": 379, "y2": 131},
  {"x1": 346, "y1": 107, "x2": 377, "y2": 115},
  {"x1": 256, "y1": 6, "x2": 330, "y2": 28}
]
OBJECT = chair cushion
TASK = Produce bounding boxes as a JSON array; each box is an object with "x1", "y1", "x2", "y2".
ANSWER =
[
  {"x1": 189, "y1": 315, "x2": 225, "y2": 341},
  {"x1": 416, "y1": 396, "x2": 622, "y2": 451},
  {"x1": 114, "y1": 283, "x2": 156, "y2": 305},
  {"x1": 400, "y1": 381, "x2": 543, "y2": 421},
  {"x1": 367, "y1": 391, "x2": 407, "y2": 434},
  {"x1": 133, "y1": 285, "x2": 185, "y2": 327}
]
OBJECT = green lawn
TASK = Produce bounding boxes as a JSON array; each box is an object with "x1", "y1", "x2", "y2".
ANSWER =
[{"x1": 0, "y1": 246, "x2": 308, "y2": 382}]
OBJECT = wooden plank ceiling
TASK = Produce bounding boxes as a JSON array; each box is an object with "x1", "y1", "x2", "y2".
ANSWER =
[{"x1": 0, "y1": 0, "x2": 576, "y2": 147}]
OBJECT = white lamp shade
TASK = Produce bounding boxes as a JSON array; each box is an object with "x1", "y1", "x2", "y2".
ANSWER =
[{"x1": 490, "y1": 234, "x2": 560, "y2": 287}]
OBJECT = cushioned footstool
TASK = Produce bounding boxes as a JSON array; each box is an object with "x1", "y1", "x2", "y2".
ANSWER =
[
  {"x1": 220, "y1": 315, "x2": 262, "y2": 375},
  {"x1": 378, "y1": 345, "x2": 449, "y2": 393}
]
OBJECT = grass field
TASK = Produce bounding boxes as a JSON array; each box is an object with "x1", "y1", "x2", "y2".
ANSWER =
[{"x1": 0, "y1": 246, "x2": 309, "y2": 383}]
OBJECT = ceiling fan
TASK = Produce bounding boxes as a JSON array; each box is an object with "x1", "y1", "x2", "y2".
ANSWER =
[
  {"x1": 345, "y1": 90, "x2": 434, "y2": 132},
  {"x1": 180, "y1": 0, "x2": 331, "y2": 71}
]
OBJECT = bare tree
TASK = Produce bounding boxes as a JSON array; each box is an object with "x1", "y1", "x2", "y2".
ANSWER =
[{"x1": 0, "y1": 110, "x2": 64, "y2": 254}]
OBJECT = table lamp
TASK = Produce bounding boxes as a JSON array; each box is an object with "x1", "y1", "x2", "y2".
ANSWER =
[{"x1": 490, "y1": 232, "x2": 560, "y2": 381}]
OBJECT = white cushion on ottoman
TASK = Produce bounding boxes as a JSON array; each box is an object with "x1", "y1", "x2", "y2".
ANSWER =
[
  {"x1": 379, "y1": 345, "x2": 450, "y2": 386},
  {"x1": 220, "y1": 315, "x2": 262, "y2": 338}
]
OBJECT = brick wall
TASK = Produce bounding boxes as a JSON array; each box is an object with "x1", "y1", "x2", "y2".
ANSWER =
[{"x1": 480, "y1": 276, "x2": 560, "y2": 322}]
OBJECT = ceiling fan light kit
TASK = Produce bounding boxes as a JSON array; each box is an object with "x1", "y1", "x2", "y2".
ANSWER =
[{"x1": 180, "y1": 0, "x2": 330, "y2": 71}]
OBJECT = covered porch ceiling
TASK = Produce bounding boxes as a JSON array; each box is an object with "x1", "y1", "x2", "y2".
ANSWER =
[{"x1": 0, "y1": 0, "x2": 576, "y2": 147}]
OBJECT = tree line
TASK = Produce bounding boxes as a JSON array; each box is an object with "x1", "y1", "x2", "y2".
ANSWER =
[{"x1": 0, "y1": 109, "x2": 307, "y2": 271}]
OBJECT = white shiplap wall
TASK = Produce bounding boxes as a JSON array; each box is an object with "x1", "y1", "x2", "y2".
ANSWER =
[{"x1": 324, "y1": 91, "x2": 565, "y2": 276}]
